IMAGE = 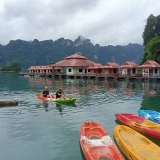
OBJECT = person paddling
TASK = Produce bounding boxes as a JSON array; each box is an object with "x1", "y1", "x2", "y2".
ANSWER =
[
  {"x1": 56, "y1": 88, "x2": 66, "y2": 99},
  {"x1": 42, "y1": 86, "x2": 54, "y2": 98}
]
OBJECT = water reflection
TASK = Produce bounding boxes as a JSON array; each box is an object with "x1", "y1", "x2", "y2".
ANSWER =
[
  {"x1": 56, "y1": 103, "x2": 64, "y2": 116},
  {"x1": 56, "y1": 101, "x2": 77, "y2": 107},
  {"x1": 2, "y1": 73, "x2": 160, "y2": 160},
  {"x1": 36, "y1": 99, "x2": 77, "y2": 114},
  {"x1": 42, "y1": 101, "x2": 49, "y2": 112},
  {"x1": 36, "y1": 101, "x2": 50, "y2": 111}
]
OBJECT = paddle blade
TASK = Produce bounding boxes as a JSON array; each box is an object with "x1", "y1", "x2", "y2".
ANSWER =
[
  {"x1": 36, "y1": 93, "x2": 41, "y2": 96},
  {"x1": 36, "y1": 103, "x2": 41, "y2": 108}
]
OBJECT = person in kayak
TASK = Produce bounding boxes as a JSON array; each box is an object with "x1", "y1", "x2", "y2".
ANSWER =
[
  {"x1": 56, "y1": 88, "x2": 66, "y2": 99},
  {"x1": 42, "y1": 86, "x2": 50, "y2": 97},
  {"x1": 42, "y1": 86, "x2": 54, "y2": 98}
]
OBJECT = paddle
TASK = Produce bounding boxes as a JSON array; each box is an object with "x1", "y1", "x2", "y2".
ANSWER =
[
  {"x1": 36, "y1": 103, "x2": 42, "y2": 108},
  {"x1": 36, "y1": 93, "x2": 41, "y2": 96}
]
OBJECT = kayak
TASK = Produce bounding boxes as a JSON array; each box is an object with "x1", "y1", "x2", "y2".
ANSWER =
[
  {"x1": 36, "y1": 94, "x2": 76, "y2": 103},
  {"x1": 115, "y1": 113, "x2": 160, "y2": 139},
  {"x1": 79, "y1": 122, "x2": 124, "y2": 160},
  {"x1": 114, "y1": 125, "x2": 160, "y2": 160},
  {"x1": 138, "y1": 110, "x2": 160, "y2": 124}
]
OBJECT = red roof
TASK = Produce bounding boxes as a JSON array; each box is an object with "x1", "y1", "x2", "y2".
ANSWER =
[
  {"x1": 138, "y1": 60, "x2": 160, "y2": 68},
  {"x1": 65, "y1": 53, "x2": 87, "y2": 60},
  {"x1": 103, "y1": 62, "x2": 119, "y2": 68},
  {"x1": 88, "y1": 63, "x2": 103, "y2": 69},
  {"x1": 119, "y1": 61, "x2": 138, "y2": 68},
  {"x1": 28, "y1": 66, "x2": 52, "y2": 70},
  {"x1": 55, "y1": 53, "x2": 95, "y2": 67}
]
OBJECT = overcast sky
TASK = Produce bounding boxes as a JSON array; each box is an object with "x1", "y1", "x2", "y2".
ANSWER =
[{"x1": 0, "y1": 0, "x2": 160, "y2": 46}]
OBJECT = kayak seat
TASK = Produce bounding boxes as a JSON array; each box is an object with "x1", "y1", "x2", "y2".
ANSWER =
[
  {"x1": 101, "y1": 136, "x2": 112, "y2": 145},
  {"x1": 99, "y1": 157, "x2": 111, "y2": 160},
  {"x1": 145, "y1": 113, "x2": 151, "y2": 118},
  {"x1": 155, "y1": 116, "x2": 160, "y2": 119},
  {"x1": 83, "y1": 136, "x2": 111, "y2": 146},
  {"x1": 91, "y1": 136, "x2": 99, "y2": 139}
]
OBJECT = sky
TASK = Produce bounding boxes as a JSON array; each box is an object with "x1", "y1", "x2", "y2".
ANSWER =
[{"x1": 0, "y1": 0, "x2": 160, "y2": 46}]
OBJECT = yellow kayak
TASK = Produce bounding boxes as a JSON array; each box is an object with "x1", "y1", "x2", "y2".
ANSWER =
[{"x1": 114, "y1": 125, "x2": 160, "y2": 160}]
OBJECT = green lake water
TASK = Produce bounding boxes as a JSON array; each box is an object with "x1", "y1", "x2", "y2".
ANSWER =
[{"x1": 0, "y1": 72, "x2": 160, "y2": 160}]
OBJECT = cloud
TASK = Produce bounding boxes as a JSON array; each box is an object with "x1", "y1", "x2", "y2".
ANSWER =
[{"x1": 0, "y1": 0, "x2": 160, "y2": 46}]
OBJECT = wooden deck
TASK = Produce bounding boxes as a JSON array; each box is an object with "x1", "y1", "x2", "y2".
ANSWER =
[{"x1": 18, "y1": 72, "x2": 160, "y2": 82}]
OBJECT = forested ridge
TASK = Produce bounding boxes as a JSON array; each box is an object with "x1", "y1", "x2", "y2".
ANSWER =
[
  {"x1": 0, "y1": 36, "x2": 144, "y2": 71},
  {"x1": 141, "y1": 14, "x2": 160, "y2": 64}
]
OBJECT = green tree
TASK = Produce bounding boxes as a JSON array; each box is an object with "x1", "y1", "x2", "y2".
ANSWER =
[
  {"x1": 143, "y1": 14, "x2": 156, "y2": 46},
  {"x1": 145, "y1": 35, "x2": 160, "y2": 63},
  {"x1": 141, "y1": 14, "x2": 160, "y2": 64},
  {"x1": 0, "y1": 60, "x2": 22, "y2": 72}
]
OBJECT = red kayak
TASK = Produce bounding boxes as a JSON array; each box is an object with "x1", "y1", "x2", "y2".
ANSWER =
[
  {"x1": 115, "y1": 113, "x2": 160, "y2": 139},
  {"x1": 79, "y1": 122, "x2": 124, "y2": 160}
]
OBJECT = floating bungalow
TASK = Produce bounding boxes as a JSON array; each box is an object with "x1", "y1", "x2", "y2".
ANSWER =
[
  {"x1": 138, "y1": 60, "x2": 160, "y2": 77},
  {"x1": 103, "y1": 62, "x2": 119, "y2": 76},
  {"x1": 52, "y1": 53, "x2": 102, "y2": 78},
  {"x1": 28, "y1": 65, "x2": 53, "y2": 77},
  {"x1": 119, "y1": 61, "x2": 138, "y2": 76},
  {"x1": 25, "y1": 52, "x2": 160, "y2": 81}
]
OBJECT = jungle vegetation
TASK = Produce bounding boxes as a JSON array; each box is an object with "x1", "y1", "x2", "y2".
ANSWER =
[
  {"x1": 0, "y1": 60, "x2": 21, "y2": 72},
  {"x1": 141, "y1": 14, "x2": 160, "y2": 64},
  {"x1": 0, "y1": 37, "x2": 144, "y2": 71}
]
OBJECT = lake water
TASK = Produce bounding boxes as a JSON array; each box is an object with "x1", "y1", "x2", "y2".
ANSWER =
[{"x1": 0, "y1": 72, "x2": 160, "y2": 160}]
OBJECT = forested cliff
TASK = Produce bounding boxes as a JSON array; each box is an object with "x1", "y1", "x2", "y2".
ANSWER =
[{"x1": 0, "y1": 36, "x2": 144, "y2": 71}]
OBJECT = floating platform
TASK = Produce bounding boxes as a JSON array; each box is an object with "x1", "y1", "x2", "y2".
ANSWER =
[{"x1": 0, "y1": 101, "x2": 18, "y2": 106}]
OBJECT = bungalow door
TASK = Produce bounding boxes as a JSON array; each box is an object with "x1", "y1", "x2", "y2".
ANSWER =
[
  {"x1": 127, "y1": 69, "x2": 130, "y2": 76},
  {"x1": 149, "y1": 69, "x2": 153, "y2": 76},
  {"x1": 109, "y1": 69, "x2": 112, "y2": 75},
  {"x1": 64, "y1": 68, "x2": 67, "y2": 74},
  {"x1": 98, "y1": 69, "x2": 101, "y2": 74}
]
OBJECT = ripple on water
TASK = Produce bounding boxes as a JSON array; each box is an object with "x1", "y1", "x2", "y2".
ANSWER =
[{"x1": 1, "y1": 75, "x2": 160, "y2": 160}]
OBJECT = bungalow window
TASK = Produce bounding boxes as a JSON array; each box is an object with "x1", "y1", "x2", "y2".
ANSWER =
[
  {"x1": 79, "y1": 69, "x2": 82, "y2": 72},
  {"x1": 88, "y1": 69, "x2": 90, "y2": 72},
  {"x1": 132, "y1": 68, "x2": 136, "y2": 74},
  {"x1": 113, "y1": 69, "x2": 116, "y2": 73},
  {"x1": 155, "y1": 68, "x2": 157, "y2": 74},
  {"x1": 68, "y1": 69, "x2": 72, "y2": 72}
]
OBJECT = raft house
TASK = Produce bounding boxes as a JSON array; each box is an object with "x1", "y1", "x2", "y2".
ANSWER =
[{"x1": 25, "y1": 53, "x2": 160, "y2": 81}]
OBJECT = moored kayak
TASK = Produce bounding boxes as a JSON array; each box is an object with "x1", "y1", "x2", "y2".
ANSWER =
[
  {"x1": 114, "y1": 125, "x2": 160, "y2": 160},
  {"x1": 80, "y1": 122, "x2": 124, "y2": 160},
  {"x1": 36, "y1": 94, "x2": 76, "y2": 103},
  {"x1": 138, "y1": 109, "x2": 160, "y2": 124},
  {"x1": 115, "y1": 113, "x2": 160, "y2": 139}
]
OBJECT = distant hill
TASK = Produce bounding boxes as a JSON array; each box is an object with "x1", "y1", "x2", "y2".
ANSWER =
[{"x1": 0, "y1": 36, "x2": 144, "y2": 71}]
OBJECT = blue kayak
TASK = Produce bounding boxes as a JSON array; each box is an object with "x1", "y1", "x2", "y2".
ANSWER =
[{"x1": 138, "y1": 110, "x2": 160, "y2": 124}]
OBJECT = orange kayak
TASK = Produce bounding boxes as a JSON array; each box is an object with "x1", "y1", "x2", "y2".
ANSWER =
[{"x1": 79, "y1": 122, "x2": 124, "y2": 160}]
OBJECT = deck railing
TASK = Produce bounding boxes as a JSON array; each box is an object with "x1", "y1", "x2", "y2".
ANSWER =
[{"x1": 21, "y1": 72, "x2": 160, "y2": 79}]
